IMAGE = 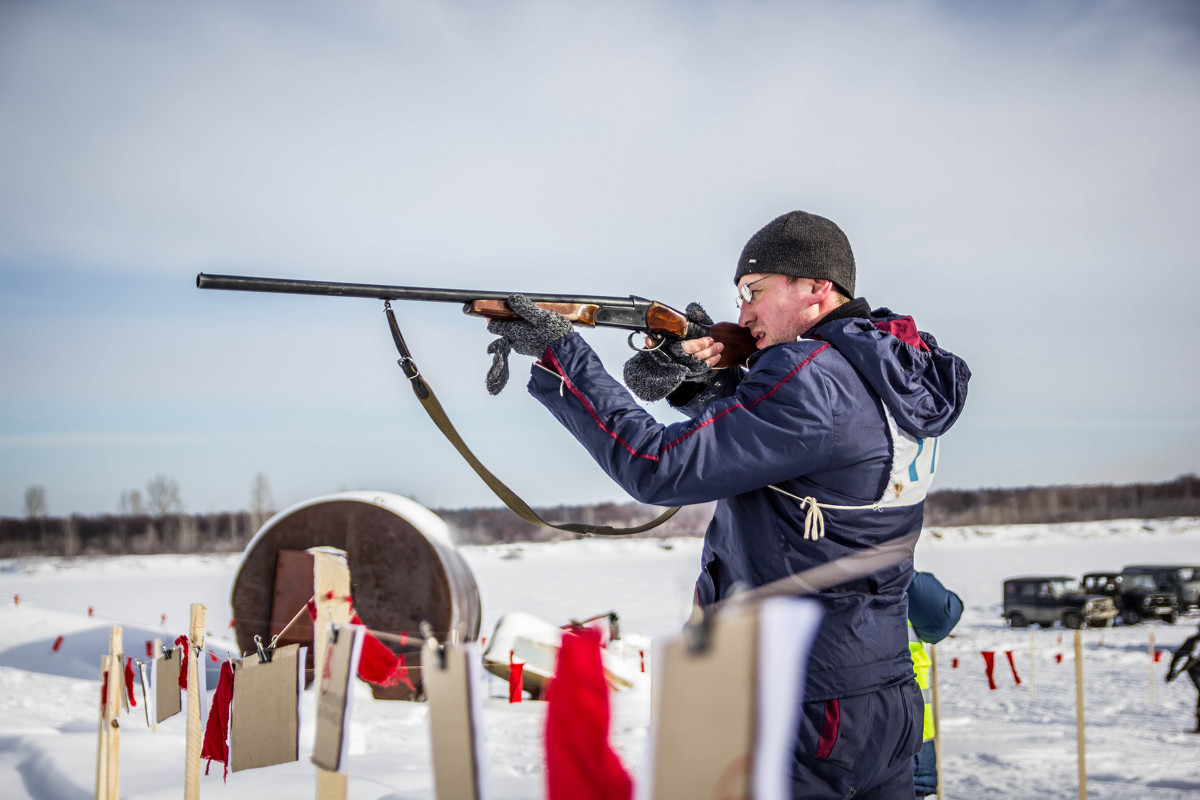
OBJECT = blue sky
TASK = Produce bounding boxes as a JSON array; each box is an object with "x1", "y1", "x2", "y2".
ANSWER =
[{"x1": 2, "y1": 0, "x2": 1198, "y2": 517}]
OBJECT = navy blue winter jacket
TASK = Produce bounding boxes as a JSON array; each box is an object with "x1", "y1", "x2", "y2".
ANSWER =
[{"x1": 526, "y1": 300, "x2": 970, "y2": 701}]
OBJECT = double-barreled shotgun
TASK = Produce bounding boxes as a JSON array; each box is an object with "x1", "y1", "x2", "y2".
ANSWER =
[{"x1": 195, "y1": 272, "x2": 757, "y2": 368}]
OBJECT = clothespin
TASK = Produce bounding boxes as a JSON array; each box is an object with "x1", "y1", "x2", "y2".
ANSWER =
[
  {"x1": 329, "y1": 623, "x2": 340, "y2": 645},
  {"x1": 161, "y1": 643, "x2": 174, "y2": 659},
  {"x1": 253, "y1": 634, "x2": 272, "y2": 664}
]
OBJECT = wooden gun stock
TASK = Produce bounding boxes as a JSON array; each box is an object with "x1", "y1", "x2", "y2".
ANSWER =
[{"x1": 465, "y1": 299, "x2": 600, "y2": 326}]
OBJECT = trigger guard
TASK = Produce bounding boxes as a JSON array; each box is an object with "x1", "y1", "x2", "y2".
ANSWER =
[{"x1": 627, "y1": 332, "x2": 666, "y2": 353}]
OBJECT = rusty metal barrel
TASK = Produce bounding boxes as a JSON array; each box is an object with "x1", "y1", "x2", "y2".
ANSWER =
[{"x1": 230, "y1": 491, "x2": 481, "y2": 700}]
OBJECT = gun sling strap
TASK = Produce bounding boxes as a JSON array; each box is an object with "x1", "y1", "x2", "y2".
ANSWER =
[{"x1": 384, "y1": 302, "x2": 680, "y2": 536}]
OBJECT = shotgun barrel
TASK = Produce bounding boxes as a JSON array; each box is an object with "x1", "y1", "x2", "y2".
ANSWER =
[{"x1": 196, "y1": 272, "x2": 636, "y2": 308}]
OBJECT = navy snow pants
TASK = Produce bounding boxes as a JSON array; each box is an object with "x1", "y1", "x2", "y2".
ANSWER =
[{"x1": 791, "y1": 677, "x2": 924, "y2": 800}]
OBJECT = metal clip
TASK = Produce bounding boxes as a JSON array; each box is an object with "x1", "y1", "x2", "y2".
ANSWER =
[
  {"x1": 253, "y1": 634, "x2": 272, "y2": 664},
  {"x1": 420, "y1": 621, "x2": 446, "y2": 670},
  {"x1": 683, "y1": 604, "x2": 713, "y2": 655}
]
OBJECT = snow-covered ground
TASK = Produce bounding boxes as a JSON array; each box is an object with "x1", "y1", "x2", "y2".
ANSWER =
[{"x1": 2, "y1": 517, "x2": 1199, "y2": 799}]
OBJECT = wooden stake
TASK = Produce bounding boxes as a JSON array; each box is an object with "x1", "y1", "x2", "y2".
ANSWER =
[
  {"x1": 931, "y1": 643, "x2": 944, "y2": 800},
  {"x1": 1030, "y1": 629, "x2": 1037, "y2": 702},
  {"x1": 1074, "y1": 631, "x2": 1087, "y2": 800},
  {"x1": 95, "y1": 627, "x2": 122, "y2": 800},
  {"x1": 184, "y1": 604, "x2": 206, "y2": 800},
  {"x1": 151, "y1": 637, "x2": 161, "y2": 733},
  {"x1": 1149, "y1": 632, "x2": 1156, "y2": 704},
  {"x1": 313, "y1": 549, "x2": 351, "y2": 800}
]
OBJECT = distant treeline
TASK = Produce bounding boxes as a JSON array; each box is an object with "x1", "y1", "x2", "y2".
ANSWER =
[{"x1": 2, "y1": 475, "x2": 1197, "y2": 558}]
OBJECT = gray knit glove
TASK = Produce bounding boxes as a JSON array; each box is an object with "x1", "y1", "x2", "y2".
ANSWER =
[
  {"x1": 622, "y1": 302, "x2": 716, "y2": 402},
  {"x1": 485, "y1": 294, "x2": 573, "y2": 395}
]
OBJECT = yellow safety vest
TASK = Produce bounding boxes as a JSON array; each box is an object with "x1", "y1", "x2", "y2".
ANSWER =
[{"x1": 908, "y1": 622, "x2": 934, "y2": 741}]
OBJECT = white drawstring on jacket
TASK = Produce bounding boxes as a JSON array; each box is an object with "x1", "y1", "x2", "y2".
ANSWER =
[{"x1": 767, "y1": 484, "x2": 882, "y2": 541}]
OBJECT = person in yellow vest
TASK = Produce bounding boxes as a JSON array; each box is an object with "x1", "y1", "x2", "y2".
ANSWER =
[{"x1": 907, "y1": 571, "x2": 963, "y2": 799}]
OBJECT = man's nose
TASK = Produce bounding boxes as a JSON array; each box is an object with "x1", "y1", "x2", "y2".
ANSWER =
[{"x1": 738, "y1": 304, "x2": 754, "y2": 327}]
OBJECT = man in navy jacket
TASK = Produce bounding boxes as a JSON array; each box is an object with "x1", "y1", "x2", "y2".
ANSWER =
[{"x1": 485, "y1": 210, "x2": 971, "y2": 799}]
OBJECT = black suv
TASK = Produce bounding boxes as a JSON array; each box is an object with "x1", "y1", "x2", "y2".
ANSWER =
[
  {"x1": 1081, "y1": 571, "x2": 1179, "y2": 625},
  {"x1": 1002, "y1": 576, "x2": 1118, "y2": 629},
  {"x1": 1121, "y1": 564, "x2": 1200, "y2": 611}
]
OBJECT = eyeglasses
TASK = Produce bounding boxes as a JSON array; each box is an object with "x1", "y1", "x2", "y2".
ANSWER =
[{"x1": 736, "y1": 275, "x2": 773, "y2": 310}]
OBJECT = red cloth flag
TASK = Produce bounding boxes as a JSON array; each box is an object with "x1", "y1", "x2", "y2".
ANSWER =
[
  {"x1": 174, "y1": 635, "x2": 189, "y2": 690},
  {"x1": 304, "y1": 598, "x2": 415, "y2": 690},
  {"x1": 1153, "y1": 650, "x2": 1164, "y2": 663},
  {"x1": 544, "y1": 628, "x2": 633, "y2": 800},
  {"x1": 51, "y1": 635, "x2": 64, "y2": 652},
  {"x1": 951, "y1": 657, "x2": 959, "y2": 669},
  {"x1": 125, "y1": 657, "x2": 137, "y2": 708},
  {"x1": 349, "y1": 611, "x2": 414, "y2": 690},
  {"x1": 201, "y1": 661, "x2": 235, "y2": 782},
  {"x1": 1004, "y1": 650, "x2": 1022, "y2": 686},
  {"x1": 1055, "y1": 653, "x2": 1064, "y2": 664},
  {"x1": 509, "y1": 655, "x2": 524, "y2": 704},
  {"x1": 981, "y1": 650, "x2": 998, "y2": 690}
]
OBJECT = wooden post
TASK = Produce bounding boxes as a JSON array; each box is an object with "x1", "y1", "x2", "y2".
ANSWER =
[
  {"x1": 95, "y1": 627, "x2": 122, "y2": 800},
  {"x1": 1030, "y1": 629, "x2": 1037, "y2": 702},
  {"x1": 184, "y1": 604, "x2": 206, "y2": 800},
  {"x1": 151, "y1": 637, "x2": 161, "y2": 732},
  {"x1": 931, "y1": 643, "x2": 944, "y2": 800},
  {"x1": 313, "y1": 549, "x2": 351, "y2": 800},
  {"x1": 1074, "y1": 631, "x2": 1087, "y2": 800},
  {"x1": 1149, "y1": 632, "x2": 1156, "y2": 704}
]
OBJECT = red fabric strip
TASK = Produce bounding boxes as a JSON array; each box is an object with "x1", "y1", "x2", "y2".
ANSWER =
[
  {"x1": 981, "y1": 651, "x2": 997, "y2": 690},
  {"x1": 124, "y1": 657, "x2": 137, "y2": 708},
  {"x1": 1004, "y1": 650, "x2": 1022, "y2": 685},
  {"x1": 509, "y1": 661, "x2": 524, "y2": 704},
  {"x1": 544, "y1": 629, "x2": 632, "y2": 800},
  {"x1": 201, "y1": 661, "x2": 235, "y2": 782},
  {"x1": 815, "y1": 698, "x2": 840, "y2": 759},
  {"x1": 349, "y1": 610, "x2": 410, "y2": 689},
  {"x1": 175, "y1": 635, "x2": 189, "y2": 691}
]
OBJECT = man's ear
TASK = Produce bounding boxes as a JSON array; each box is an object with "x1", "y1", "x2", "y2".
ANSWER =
[{"x1": 810, "y1": 279, "x2": 834, "y2": 299}]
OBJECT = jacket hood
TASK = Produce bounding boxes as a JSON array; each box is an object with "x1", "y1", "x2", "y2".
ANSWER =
[{"x1": 811, "y1": 306, "x2": 970, "y2": 438}]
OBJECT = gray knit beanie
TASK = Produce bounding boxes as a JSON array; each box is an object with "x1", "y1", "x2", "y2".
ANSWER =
[{"x1": 733, "y1": 211, "x2": 856, "y2": 297}]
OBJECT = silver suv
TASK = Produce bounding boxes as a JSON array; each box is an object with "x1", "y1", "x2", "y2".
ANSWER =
[{"x1": 1003, "y1": 576, "x2": 1118, "y2": 629}]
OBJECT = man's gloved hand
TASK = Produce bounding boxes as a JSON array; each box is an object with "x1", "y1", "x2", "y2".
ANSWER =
[
  {"x1": 485, "y1": 294, "x2": 573, "y2": 395},
  {"x1": 622, "y1": 302, "x2": 717, "y2": 402}
]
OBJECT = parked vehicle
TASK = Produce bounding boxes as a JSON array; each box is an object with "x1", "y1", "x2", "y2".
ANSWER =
[
  {"x1": 1002, "y1": 576, "x2": 1118, "y2": 629},
  {"x1": 1121, "y1": 564, "x2": 1200, "y2": 611},
  {"x1": 1080, "y1": 571, "x2": 1179, "y2": 625}
]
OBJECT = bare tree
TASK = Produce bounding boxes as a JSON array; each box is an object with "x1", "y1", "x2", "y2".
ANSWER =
[
  {"x1": 249, "y1": 472, "x2": 275, "y2": 534},
  {"x1": 23, "y1": 485, "x2": 46, "y2": 518},
  {"x1": 145, "y1": 474, "x2": 182, "y2": 517},
  {"x1": 119, "y1": 489, "x2": 145, "y2": 515}
]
